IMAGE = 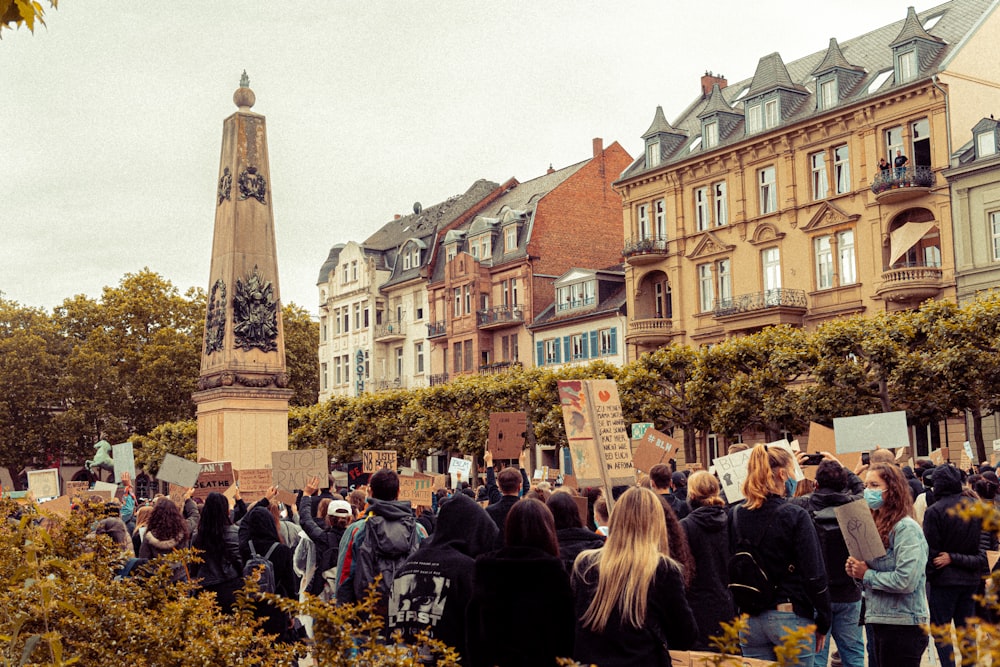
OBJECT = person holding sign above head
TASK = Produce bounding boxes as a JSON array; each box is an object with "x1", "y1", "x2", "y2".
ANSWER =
[
  {"x1": 730, "y1": 444, "x2": 830, "y2": 664},
  {"x1": 845, "y1": 463, "x2": 928, "y2": 667},
  {"x1": 484, "y1": 449, "x2": 530, "y2": 548}
]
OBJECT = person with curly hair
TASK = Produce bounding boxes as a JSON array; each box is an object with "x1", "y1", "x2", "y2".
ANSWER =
[{"x1": 138, "y1": 491, "x2": 199, "y2": 581}]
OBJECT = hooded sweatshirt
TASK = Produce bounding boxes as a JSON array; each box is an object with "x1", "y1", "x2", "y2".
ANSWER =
[
  {"x1": 387, "y1": 493, "x2": 498, "y2": 660},
  {"x1": 238, "y1": 505, "x2": 297, "y2": 639},
  {"x1": 680, "y1": 504, "x2": 734, "y2": 650},
  {"x1": 923, "y1": 464, "x2": 986, "y2": 587}
]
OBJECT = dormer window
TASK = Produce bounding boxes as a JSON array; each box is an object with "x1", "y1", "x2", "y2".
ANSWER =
[
  {"x1": 746, "y1": 103, "x2": 763, "y2": 134},
  {"x1": 819, "y1": 78, "x2": 837, "y2": 110},
  {"x1": 556, "y1": 280, "x2": 596, "y2": 312},
  {"x1": 505, "y1": 226, "x2": 517, "y2": 252},
  {"x1": 646, "y1": 140, "x2": 661, "y2": 167},
  {"x1": 411, "y1": 247, "x2": 420, "y2": 266},
  {"x1": 977, "y1": 131, "x2": 997, "y2": 158},
  {"x1": 402, "y1": 253, "x2": 412, "y2": 270},
  {"x1": 704, "y1": 121, "x2": 719, "y2": 149},
  {"x1": 764, "y1": 99, "x2": 779, "y2": 128},
  {"x1": 896, "y1": 49, "x2": 917, "y2": 83}
]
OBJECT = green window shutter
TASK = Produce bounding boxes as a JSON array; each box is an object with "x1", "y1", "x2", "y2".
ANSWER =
[
  {"x1": 590, "y1": 330, "x2": 599, "y2": 357},
  {"x1": 581, "y1": 333, "x2": 589, "y2": 358},
  {"x1": 609, "y1": 327, "x2": 618, "y2": 355},
  {"x1": 536, "y1": 341, "x2": 545, "y2": 366},
  {"x1": 563, "y1": 336, "x2": 571, "y2": 362}
]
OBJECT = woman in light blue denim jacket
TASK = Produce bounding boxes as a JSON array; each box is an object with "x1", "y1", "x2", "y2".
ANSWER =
[{"x1": 846, "y1": 463, "x2": 928, "y2": 667}]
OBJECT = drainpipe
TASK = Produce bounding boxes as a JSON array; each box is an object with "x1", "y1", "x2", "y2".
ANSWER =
[{"x1": 931, "y1": 75, "x2": 952, "y2": 162}]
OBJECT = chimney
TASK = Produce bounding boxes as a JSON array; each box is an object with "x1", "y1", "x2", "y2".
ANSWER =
[
  {"x1": 700, "y1": 71, "x2": 728, "y2": 97},
  {"x1": 546, "y1": 164, "x2": 555, "y2": 174},
  {"x1": 394, "y1": 214, "x2": 401, "y2": 220},
  {"x1": 592, "y1": 137, "x2": 604, "y2": 157}
]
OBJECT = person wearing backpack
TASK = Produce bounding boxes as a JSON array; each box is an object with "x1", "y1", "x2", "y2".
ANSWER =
[
  {"x1": 790, "y1": 458, "x2": 864, "y2": 667},
  {"x1": 730, "y1": 444, "x2": 830, "y2": 664},
  {"x1": 299, "y1": 476, "x2": 351, "y2": 601},
  {"x1": 239, "y1": 502, "x2": 297, "y2": 641},
  {"x1": 191, "y1": 491, "x2": 243, "y2": 613},
  {"x1": 335, "y1": 468, "x2": 427, "y2": 618}
]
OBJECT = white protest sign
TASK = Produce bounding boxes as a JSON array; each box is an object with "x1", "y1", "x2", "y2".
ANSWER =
[
  {"x1": 712, "y1": 449, "x2": 753, "y2": 503},
  {"x1": 448, "y1": 457, "x2": 472, "y2": 477},
  {"x1": 768, "y1": 440, "x2": 805, "y2": 482},
  {"x1": 962, "y1": 441, "x2": 977, "y2": 464},
  {"x1": 26, "y1": 469, "x2": 60, "y2": 501},
  {"x1": 833, "y1": 411, "x2": 909, "y2": 453},
  {"x1": 112, "y1": 442, "x2": 136, "y2": 483},
  {"x1": 158, "y1": 454, "x2": 202, "y2": 488}
]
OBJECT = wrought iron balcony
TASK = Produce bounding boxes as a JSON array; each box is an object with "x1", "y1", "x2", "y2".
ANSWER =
[
  {"x1": 714, "y1": 289, "x2": 807, "y2": 317},
  {"x1": 478, "y1": 360, "x2": 522, "y2": 376},
  {"x1": 373, "y1": 378, "x2": 405, "y2": 391},
  {"x1": 477, "y1": 305, "x2": 524, "y2": 329},
  {"x1": 870, "y1": 166, "x2": 935, "y2": 202},
  {"x1": 623, "y1": 235, "x2": 670, "y2": 265},
  {"x1": 374, "y1": 319, "x2": 406, "y2": 342},
  {"x1": 427, "y1": 321, "x2": 447, "y2": 338},
  {"x1": 429, "y1": 373, "x2": 449, "y2": 386}
]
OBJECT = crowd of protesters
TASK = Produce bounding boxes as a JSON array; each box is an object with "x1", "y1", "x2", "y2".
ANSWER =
[{"x1": 12, "y1": 441, "x2": 999, "y2": 667}]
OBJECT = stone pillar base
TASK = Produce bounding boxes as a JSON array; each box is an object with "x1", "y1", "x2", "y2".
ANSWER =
[{"x1": 193, "y1": 386, "x2": 295, "y2": 471}]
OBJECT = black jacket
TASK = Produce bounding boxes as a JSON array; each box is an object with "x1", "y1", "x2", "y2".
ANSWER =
[
  {"x1": 923, "y1": 465, "x2": 987, "y2": 587},
  {"x1": 238, "y1": 505, "x2": 297, "y2": 639},
  {"x1": 680, "y1": 504, "x2": 735, "y2": 650},
  {"x1": 388, "y1": 493, "x2": 498, "y2": 662},
  {"x1": 467, "y1": 546, "x2": 574, "y2": 667},
  {"x1": 790, "y1": 487, "x2": 862, "y2": 603},
  {"x1": 556, "y1": 527, "x2": 605, "y2": 574},
  {"x1": 572, "y1": 554, "x2": 697, "y2": 667},
  {"x1": 485, "y1": 495, "x2": 519, "y2": 548},
  {"x1": 297, "y1": 495, "x2": 345, "y2": 596},
  {"x1": 731, "y1": 496, "x2": 831, "y2": 635},
  {"x1": 191, "y1": 524, "x2": 242, "y2": 587},
  {"x1": 659, "y1": 492, "x2": 690, "y2": 519}
]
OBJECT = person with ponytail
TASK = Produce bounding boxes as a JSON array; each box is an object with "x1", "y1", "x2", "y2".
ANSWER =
[
  {"x1": 733, "y1": 444, "x2": 830, "y2": 664},
  {"x1": 846, "y1": 463, "x2": 928, "y2": 667},
  {"x1": 571, "y1": 486, "x2": 697, "y2": 666}
]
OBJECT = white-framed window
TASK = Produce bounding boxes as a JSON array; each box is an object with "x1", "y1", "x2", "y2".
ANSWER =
[
  {"x1": 654, "y1": 199, "x2": 666, "y2": 238},
  {"x1": 646, "y1": 140, "x2": 660, "y2": 167},
  {"x1": 454, "y1": 341, "x2": 463, "y2": 372},
  {"x1": 334, "y1": 357, "x2": 342, "y2": 385},
  {"x1": 395, "y1": 347, "x2": 404, "y2": 379},
  {"x1": 746, "y1": 103, "x2": 762, "y2": 134},
  {"x1": 544, "y1": 338, "x2": 558, "y2": 365},
  {"x1": 342, "y1": 264, "x2": 349, "y2": 284},
  {"x1": 764, "y1": 99, "x2": 779, "y2": 129},
  {"x1": 470, "y1": 242, "x2": 479, "y2": 259},
  {"x1": 978, "y1": 132, "x2": 997, "y2": 158},
  {"x1": 320, "y1": 317, "x2": 328, "y2": 342},
  {"x1": 343, "y1": 308, "x2": 350, "y2": 333},
  {"x1": 446, "y1": 247, "x2": 457, "y2": 262},
  {"x1": 815, "y1": 235, "x2": 834, "y2": 290},
  {"x1": 838, "y1": 230, "x2": 856, "y2": 284},
  {"x1": 834, "y1": 145, "x2": 850, "y2": 194},
  {"x1": 897, "y1": 49, "x2": 917, "y2": 83},
  {"x1": 410, "y1": 247, "x2": 420, "y2": 267},
  {"x1": 402, "y1": 252, "x2": 411, "y2": 270},
  {"x1": 321, "y1": 363, "x2": 328, "y2": 390},
  {"x1": 511, "y1": 278, "x2": 519, "y2": 306},
  {"x1": 819, "y1": 79, "x2": 837, "y2": 110},
  {"x1": 992, "y1": 212, "x2": 1000, "y2": 261},
  {"x1": 886, "y1": 126, "x2": 904, "y2": 161},
  {"x1": 599, "y1": 328, "x2": 614, "y2": 355},
  {"x1": 704, "y1": 120, "x2": 719, "y2": 149},
  {"x1": 762, "y1": 247, "x2": 782, "y2": 293},
  {"x1": 811, "y1": 152, "x2": 828, "y2": 200},
  {"x1": 334, "y1": 308, "x2": 342, "y2": 335},
  {"x1": 713, "y1": 181, "x2": 728, "y2": 226},
  {"x1": 505, "y1": 226, "x2": 517, "y2": 251},
  {"x1": 351, "y1": 261, "x2": 358, "y2": 282},
  {"x1": 571, "y1": 334, "x2": 584, "y2": 360},
  {"x1": 464, "y1": 285, "x2": 472, "y2": 314},
  {"x1": 480, "y1": 237, "x2": 491, "y2": 259},
  {"x1": 925, "y1": 245, "x2": 942, "y2": 268},
  {"x1": 453, "y1": 288, "x2": 462, "y2": 317},
  {"x1": 695, "y1": 187, "x2": 709, "y2": 231},
  {"x1": 343, "y1": 354, "x2": 350, "y2": 384},
  {"x1": 638, "y1": 203, "x2": 650, "y2": 239},
  {"x1": 716, "y1": 258, "x2": 732, "y2": 306},
  {"x1": 759, "y1": 166, "x2": 777, "y2": 215},
  {"x1": 353, "y1": 303, "x2": 361, "y2": 330},
  {"x1": 698, "y1": 263, "x2": 714, "y2": 312}
]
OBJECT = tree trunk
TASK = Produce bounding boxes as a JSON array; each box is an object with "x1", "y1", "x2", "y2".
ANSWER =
[
  {"x1": 684, "y1": 428, "x2": 698, "y2": 463},
  {"x1": 878, "y1": 378, "x2": 892, "y2": 413},
  {"x1": 970, "y1": 403, "x2": 988, "y2": 465}
]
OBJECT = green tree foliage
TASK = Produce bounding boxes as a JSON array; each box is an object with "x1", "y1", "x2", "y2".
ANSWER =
[
  {"x1": 0, "y1": 0, "x2": 56, "y2": 37},
  {"x1": 282, "y1": 303, "x2": 319, "y2": 407}
]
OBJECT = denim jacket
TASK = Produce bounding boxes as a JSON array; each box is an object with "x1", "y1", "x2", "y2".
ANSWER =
[{"x1": 861, "y1": 516, "x2": 928, "y2": 625}]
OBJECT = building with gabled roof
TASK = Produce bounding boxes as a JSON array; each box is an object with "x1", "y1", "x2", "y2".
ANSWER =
[{"x1": 615, "y1": 0, "x2": 1000, "y2": 461}]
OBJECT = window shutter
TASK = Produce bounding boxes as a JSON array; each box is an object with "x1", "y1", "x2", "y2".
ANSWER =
[
  {"x1": 562, "y1": 336, "x2": 571, "y2": 362},
  {"x1": 554, "y1": 340, "x2": 561, "y2": 363},
  {"x1": 536, "y1": 341, "x2": 545, "y2": 367},
  {"x1": 609, "y1": 327, "x2": 618, "y2": 355},
  {"x1": 590, "y1": 330, "x2": 599, "y2": 358},
  {"x1": 581, "y1": 333, "x2": 589, "y2": 358}
]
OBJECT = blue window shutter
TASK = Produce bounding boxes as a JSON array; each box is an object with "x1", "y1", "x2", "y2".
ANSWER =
[
  {"x1": 609, "y1": 327, "x2": 618, "y2": 355},
  {"x1": 554, "y1": 339, "x2": 561, "y2": 363},
  {"x1": 590, "y1": 330, "x2": 599, "y2": 358},
  {"x1": 563, "y1": 336, "x2": 571, "y2": 362},
  {"x1": 581, "y1": 333, "x2": 589, "y2": 358},
  {"x1": 536, "y1": 341, "x2": 544, "y2": 366}
]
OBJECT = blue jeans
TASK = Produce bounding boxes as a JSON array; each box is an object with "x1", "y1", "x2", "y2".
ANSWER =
[
  {"x1": 928, "y1": 583, "x2": 978, "y2": 667},
  {"x1": 740, "y1": 610, "x2": 816, "y2": 665},
  {"x1": 813, "y1": 601, "x2": 864, "y2": 667}
]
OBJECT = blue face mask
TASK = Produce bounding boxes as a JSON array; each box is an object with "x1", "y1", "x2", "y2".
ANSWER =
[
  {"x1": 784, "y1": 477, "x2": 798, "y2": 498},
  {"x1": 864, "y1": 488, "x2": 884, "y2": 510}
]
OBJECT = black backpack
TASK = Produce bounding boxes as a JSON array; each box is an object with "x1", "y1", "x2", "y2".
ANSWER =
[
  {"x1": 812, "y1": 505, "x2": 850, "y2": 576},
  {"x1": 243, "y1": 540, "x2": 279, "y2": 594},
  {"x1": 352, "y1": 512, "x2": 420, "y2": 615},
  {"x1": 727, "y1": 507, "x2": 781, "y2": 614}
]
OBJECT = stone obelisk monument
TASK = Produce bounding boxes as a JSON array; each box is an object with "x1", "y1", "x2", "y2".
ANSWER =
[{"x1": 193, "y1": 72, "x2": 293, "y2": 471}]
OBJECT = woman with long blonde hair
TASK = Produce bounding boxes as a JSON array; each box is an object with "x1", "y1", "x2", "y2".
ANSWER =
[
  {"x1": 571, "y1": 486, "x2": 697, "y2": 666},
  {"x1": 733, "y1": 444, "x2": 830, "y2": 664}
]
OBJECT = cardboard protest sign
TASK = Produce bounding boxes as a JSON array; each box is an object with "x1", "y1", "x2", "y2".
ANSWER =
[
  {"x1": 158, "y1": 454, "x2": 202, "y2": 488},
  {"x1": 562, "y1": 474, "x2": 579, "y2": 490},
  {"x1": 65, "y1": 481, "x2": 90, "y2": 497},
  {"x1": 88, "y1": 490, "x2": 113, "y2": 501},
  {"x1": 489, "y1": 412, "x2": 527, "y2": 459},
  {"x1": 994, "y1": 439, "x2": 1000, "y2": 455},
  {"x1": 112, "y1": 442, "x2": 136, "y2": 484},
  {"x1": 962, "y1": 441, "x2": 977, "y2": 466},
  {"x1": 40, "y1": 495, "x2": 73, "y2": 515},
  {"x1": 432, "y1": 473, "x2": 448, "y2": 490},
  {"x1": 27, "y1": 469, "x2": 60, "y2": 500},
  {"x1": 633, "y1": 428, "x2": 678, "y2": 474},
  {"x1": 712, "y1": 449, "x2": 753, "y2": 503},
  {"x1": 236, "y1": 468, "x2": 272, "y2": 497},
  {"x1": 572, "y1": 495, "x2": 588, "y2": 526},
  {"x1": 447, "y1": 457, "x2": 472, "y2": 477},
  {"x1": 929, "y1": 448, "x2": 945, "y2": 466},
  {"x1": 223, "y1": 482, "x2": 240, "y2": 509},
  {"x1": 988, "y1": 550, "x2": 1000, "y2": 572},
  {"x1": 168, "y1": 483, "x2": 187, "y2": 509},
  {"x1": 630, "y1": 422, "x2": 654, "y2": 440},
  {"x1": 833, "y1": 411, "x2": 909, "y2": 453},
  {"x1": 274, "y1": 488, "x2": 297, "y2": 507},
  {"x1": 193, "y1": 461, "x2": 235, "y2": 499},
  {"x1": 808, "y1": 422, "x2": 859, "y2": 472},
  {"x1": 834, "y1": 498, "x2": 887, "y2": 562},
  {"x1": 362, "y1": 450, "x2": 397, "y2": 474},
  {"x1": 346, "y1": 462, "x2": 370, "y2": 490},
  {"x1": 398, "y1": 474, "x2": 434, "y2": 506},
  {"x1": 272, "y1": 449, "x2": 328, "y2": 492}
]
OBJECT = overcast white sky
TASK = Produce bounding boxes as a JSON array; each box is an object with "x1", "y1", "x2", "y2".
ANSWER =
[{"x1": 1, "y1": 1, "x2": 934, "y2": 316}]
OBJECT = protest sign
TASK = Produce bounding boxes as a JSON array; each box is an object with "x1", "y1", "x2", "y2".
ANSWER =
[
  {"x1": 834, "y1": 498, "x2": 887, "y2": 562},
  {"x1": 236, "y1": 468, "x2": 272, "y2": 503},
  {"x1": 398, "y1": 474, "x2": 434, "y2": 506},
  {"x1": 346, "y1": 462, "x2": 370, "y2": 490},
  {"x1": 65, "y1": 481, "x2": 90, "y2": 497},
  {"x1": 40, "y1": 495, "x2": 73, "y2": 515},
  {"x1": 432, "y1": 473, "x2": 448, "y2": 490},
  {"x1": 362, "y1": 450, "x2": 397, "y2": 474},
  {"x1": 562, "y1": 473, "x2": 579, "y2": 490},
  {"x1": 167, "y1": 483, "x2": 187, "y2": 509},
  {"x1": 769, "y1": 440, "x2": 804, "y2": 482},
  {"x1": 272, "y1": 449, "x2": 328, "y2": 492},
  {"x1": 27, "y1": 469, "x2": 60, "y2": 500},
  {"x1": 274, "y1": 488, "x2": 297, "y2": 507},
  {"x1": 929, "y1": 448, "x2": 945, "y2": 465},
  {"x1": 962, "y1": 440, "x2": 977, "y2": 467},
  {"x1": 994, "y1": 439, "x2": 1000, "y2": 455},
  {"x1": 557, "y1": 379, "x2": 636, "y2": 495},
  {"x1": 712, "y1": 449, "x2": 753, "y2": 503},
  {"x1": 633, "y1": 428, "x2": 678, "y2": 474},
  {"x1": 93, "y1": 481, "x2": 118, "y2": 494},
  {"x1": 223, "y1": 483, "x2": 240, "y2": 509},
  {"x1": 158, "y1": 454, "x2": 202, "y2": 488},
  {"x1": 448, "y1": 457, "x2": 472, "y2": 477},
  {"x1": 489, "y1": 412, "x2": 527, "y2": 459},
  {"x1": 833, "y1": 411, "x2": 909, "y2": 453},
  {"x1": 193, "y1": 461, "x2": 235, "y2": 499},
  {"x1": 630, "y1": 422, "x2": 654, "y2": 440},
  {"x1": 572, "y1": 495, "x2": 588, "y2": 526},
  {"x1": 988, "y1": 550, "x2": 1000, "y2": 572},
  {"x1": 112, "y1": 442, "x2": 136, "y2": 484},
  {"x1": 808, "y1": 422, "x2": 860, "y2": 472}
]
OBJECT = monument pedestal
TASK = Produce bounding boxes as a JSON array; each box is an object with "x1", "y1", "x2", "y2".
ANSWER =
[{"x1": 194, "y1": 386, "x2": 295, "y2": 471}]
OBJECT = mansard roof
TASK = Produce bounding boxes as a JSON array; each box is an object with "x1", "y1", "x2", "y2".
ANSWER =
[
  {"x1": 746, "y1": 52, "x2": 809, "y2": 97},
  {"x1": 812, "y1": 37, "x2": 865, "y2": 75},
  {"x1": 890, "y1": 5, "x2": 946, "y2": 46}
]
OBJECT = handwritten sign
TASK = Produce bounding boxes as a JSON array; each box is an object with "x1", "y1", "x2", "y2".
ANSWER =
[
  {"x1": 448, "y1": 457, "x2": 472, "y2": 477},
  {"x1": 633, "y1": 428, "x2": 678, "y2": 474},
  {"x1": 834, "y1": 498, "x2": 886, "y2": 562},
  {"x1": 557, "y1": 379, "x2": 635, "y2": 495},
  {"x1": 346, "y1": 462, "x2": 370, "y2": 490},
  {"x1": 65, "y1": 481, "x2": 90, "y2": 497},
  {"x1": 193, "y1": 461, "x2": 235, "y2": 499},
  {"x1": 236, "y1": 468, "x2": 272, "y2": 503},
  {"x1": 489, "y1": 412, "x2": 527, "y2": 459},
  {"x1": 168, "y1": 483, "x2": 187, "y2": 509},
  {"x1": 272, "y1": 449, "x2": 328, "y2": 492},
  {"x1": 833, "y1": 411, "x2": 909, "y2": 453},
  {"x1": 630, "y1": 422, "x2": 654, "y2": 440},
  {"x1": 27, "y1": 469, "x2": 60, "y2": 500},
  {"x1": 158, "y1": 454, "x2": 202, "y2": 488},
  {"x1": 362, "y1": 450, "x2": 398, "y2": 474},
  {"x1": 712, "y1": 449, "x2": 753, "y2": 503},
  {"x1": 40, "y1": 495, "x2": 73, "y2": 516},
  {"x1": 112, "y1": 442, "x2": 136, "y2": 484},
  {"x1": 590, "y1": 380, "x2": 636, "y2": 489},
  {"x1": 929, "y1": 448, "x2": 946, "y2": 466},
  {"x1": 274, "y1": 488, "x2": 297, "y2": 507},
  {"x1": 398, "y1": 474, "x2": 434, "y2": 506}
]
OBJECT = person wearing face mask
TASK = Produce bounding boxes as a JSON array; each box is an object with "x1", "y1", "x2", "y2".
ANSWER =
[
  {"x1": 845, "y1": 463, "x2": 928, "y2": 667},
  {"x1": 732, "y1": 444, "x2": 831, "y2": 664}
]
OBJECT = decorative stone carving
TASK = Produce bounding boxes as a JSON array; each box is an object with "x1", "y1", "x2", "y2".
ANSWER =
[
  {"x1": 204, "y1": 279, "x2": 227, "y2": 354},
  {"x1": 217, "y1": 167, "x2": 232, "y2": 205},
  {"x1": 238, "y1": 166, "x2": 267, "y2": 204},
  {"x1": 232, "y1": 265, "x2": 278, "y2": 352}
]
